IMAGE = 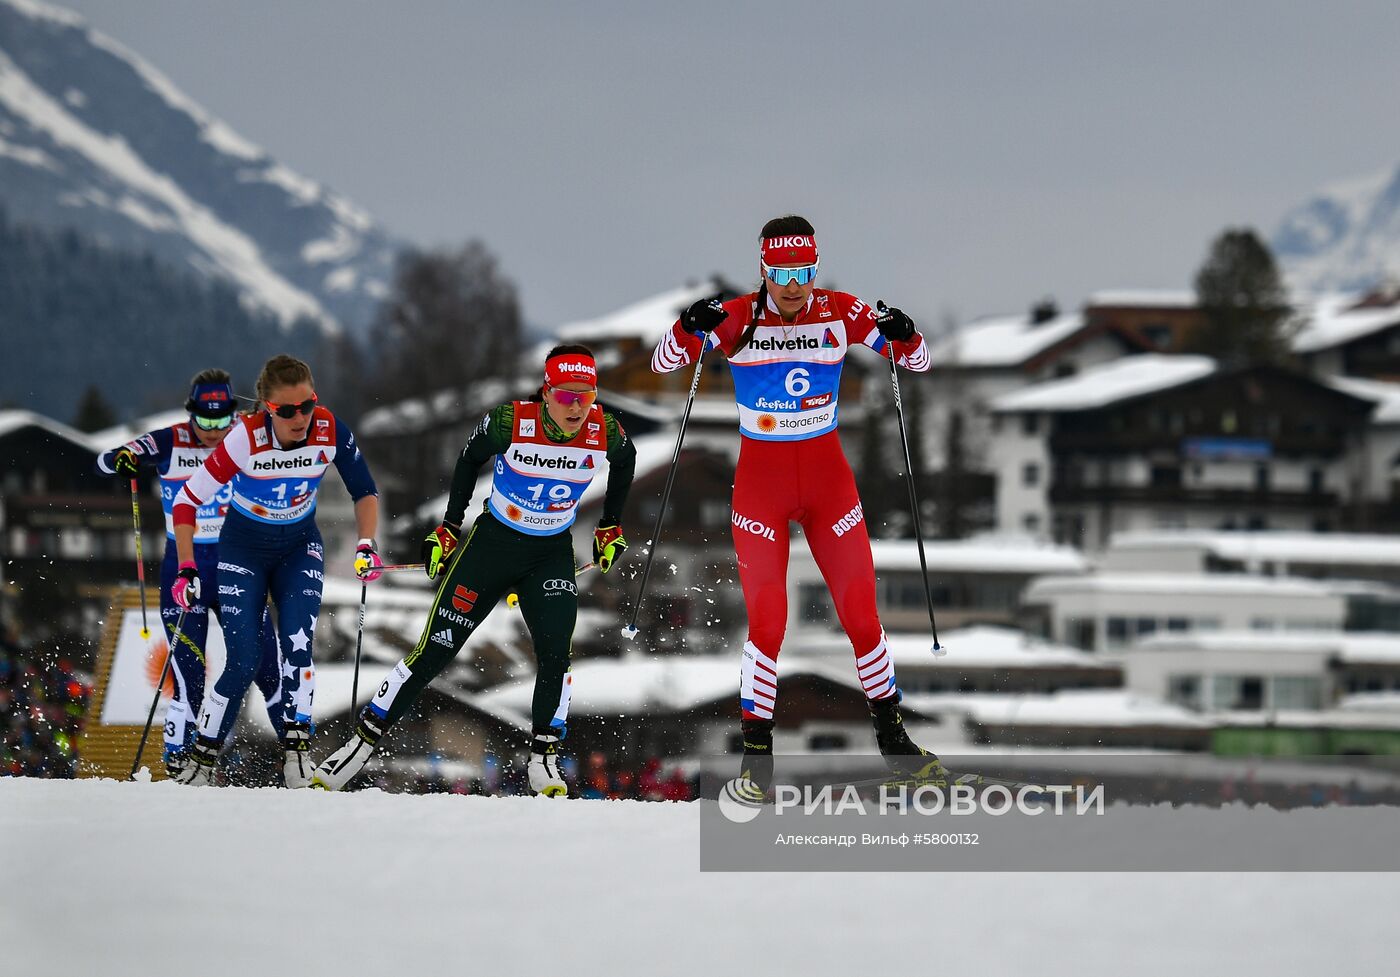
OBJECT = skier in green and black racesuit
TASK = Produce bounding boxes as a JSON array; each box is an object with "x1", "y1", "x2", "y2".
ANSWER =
[{"x1": 313, "y1": 344, "x2": 635, "y2": 796}]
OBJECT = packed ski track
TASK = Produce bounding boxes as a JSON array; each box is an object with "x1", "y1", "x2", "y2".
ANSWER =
[{"x1": 3, "y1": 777, "x2": 1395, "y2": 977}]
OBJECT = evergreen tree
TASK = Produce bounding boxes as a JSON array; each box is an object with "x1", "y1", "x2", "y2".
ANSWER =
[
  {"x1": 71, "y1": 385, "x2": 116, "y2": 432},
  {"x1": 1184, "y1": 228, "x2": 1296, "y2": 367}
]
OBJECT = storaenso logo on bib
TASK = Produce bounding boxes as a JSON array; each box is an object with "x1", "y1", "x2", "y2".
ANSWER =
[
  {"x1": 749, "y1": 336, "x2": 818, "y2": 351},
  {"x1": 511, "y1": 449, "x2": 578, "y2": 469},
  {"x1": 251, "y1": 456, "x2": 317, "y2": 472}
]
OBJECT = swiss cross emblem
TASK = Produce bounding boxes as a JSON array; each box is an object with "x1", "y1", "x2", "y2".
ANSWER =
[{"x1": 452, "y1": 586, "x2": 478, "y2": 613}]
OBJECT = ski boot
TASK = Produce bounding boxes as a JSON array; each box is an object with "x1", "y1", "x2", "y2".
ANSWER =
[
  {"x1": 282, "y1": 721, "x2": 314, "y2": 789},
  {"x1": 528, "y1": 733, "x2": 567, "y2": 797},
  {"x1": 722, "y1": 718, "x2": 773, "y2": 805},
  {"x1": 171, "y1": 736, "x2": 219, "y2": 786},
  {"x1": 311, "y1": 711, "x2": 387, "y2": 791},
  {"x1": 163, "y1": 745, "x2": 188, "y2": 781},
  {"x1": 869, "y1": 694, "x2": 945, "y2": 782}
]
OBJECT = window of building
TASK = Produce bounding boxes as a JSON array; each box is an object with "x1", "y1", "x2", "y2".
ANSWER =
[
  {"x1": 1309, "y1": 468, "x2": 1325, "y2": 494},
  {"x1": 1135, "y1": 618, "x2": 1158, "y2": 638},
  {"x1": 1106, "y1": 617, "x2": 1130, "y2": 647},
  {"x1": 1022, "y1": 513, "x2": 1041, "y2": 533},
  {"x1": 1195, "y1": 617, "x2": 1221, "y2": 631},
  {"x1": 1213, "y1": 675, "x2": 1265, "y2": 710},
  {"x1": 1066, "y1": 617, "x2": 1097, "y2": 651},
  {"x1": 699, "y1": 499, "x2": 730, "y2": 529},
  {"x1": 1150, "y1": 465, "x2": 1181, "y2": 489},
  {"x1": 1168, "y1": 675, "x2": 1202, "y2": 710},
  {"x1": 1022, "y1": 462, "x2": 1040, "y2": 487},
  {"x1": 1166, "y1": 617, "x2": 1190, "y2": 632},
  {"x1": 1255, "y1": 463, "x2": 1270, "y2": 493},
  {"x1": 1271, "y1": 676, "x2": 1322, "y2": 711},
  {"x1": 1250, "y1": 617, "x2": 1276, "y2": 631},
  {"x1": 1022, "y1": 413, "x2": 1039, "y2": 436},
  {"x1": 798, "y1": 583, "x2": 833, "y2": 624},
  {"x1": 1221, "y1": 410, "x2": 1237, "y2": 434},
  {"x1": 808, "y1": 733, "x2": 850, "y2": 751}
]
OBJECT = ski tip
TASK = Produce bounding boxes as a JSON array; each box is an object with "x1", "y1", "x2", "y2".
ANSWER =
[{"x1": 621, "y1": 625, "x2": 639, "y2": 640}]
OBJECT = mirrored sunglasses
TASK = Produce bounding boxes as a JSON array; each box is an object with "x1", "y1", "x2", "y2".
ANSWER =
[
  {"x1": 191, "y1": 413, "x2": 235, "y2": 431},
  {"x1": 546, "y1": 386, "x2": 597, "y2": 409},
  {"x1": 762, "y1": 260, "x2": 819, "y2": 286}
]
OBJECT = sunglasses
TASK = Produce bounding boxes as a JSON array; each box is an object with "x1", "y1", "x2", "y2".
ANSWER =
[
  {"x1": 191, "y1": 413, "x2": 235, "y2": 431},
  {"x1": 762, "y1": 260, "x2": 819, "y2": 287},
  {"x1": 265, "y1": 394, "x2": 318, "y2": 419},
  {"x1": 546, "y1": 386, "x2": 597, "y2": 409}
]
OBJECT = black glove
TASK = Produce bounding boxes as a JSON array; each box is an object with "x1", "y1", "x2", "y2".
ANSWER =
[
  {"x1": 112, "y1": 447, "x2": 140, "y2": 477},
  {"x1": 680, "y1": 297, "x2": 728, "y2": 335},
  {"x1": 875, "y1": 301, "x2": 915, "y2": 343}
]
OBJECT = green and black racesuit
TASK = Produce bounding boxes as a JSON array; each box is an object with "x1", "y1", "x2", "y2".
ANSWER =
[{"x1": 368, "y1": 402, "x2": 635, "y2": 735}]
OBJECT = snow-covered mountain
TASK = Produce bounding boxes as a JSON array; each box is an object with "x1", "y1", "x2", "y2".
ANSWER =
[
  {"x1": 1272, "y1": 162, "x2": 1400, "y2": 297},
  {"x1": 0, "y1": 0, "x2": 401, "y2": 333}
]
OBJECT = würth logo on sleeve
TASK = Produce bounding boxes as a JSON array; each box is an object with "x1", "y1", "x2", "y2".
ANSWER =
[
  {"x1": 452, "y1": 586, "x2": 478, "y2": 613},
  {"x1": 832, "y1": 502, "x2": 864, "y2": 537}
]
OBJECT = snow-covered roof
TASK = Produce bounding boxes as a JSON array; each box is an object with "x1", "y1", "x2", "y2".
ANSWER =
[
  {"x1": 866, "y1": 536, "x2": 1087, "y2": 576},
  {"x1": 0, "y1": 409, "x2": 98, "y2": 449},
  {"x1": 991, "y1": 354, "x2": 1216, "y2": 413},
  {"x1": 358, "y1": 380, "x2": 514, "y2": 438},
  {"x1": 1086, "y1": 289, "x2": 1196, "y2": 308},
  {"x1": 797, "y1": 625, "x2": 1112, "y2": 670},
  {"x1": 90, "y1": 408, "x2": 191, "y2": 449},
  {"x1": 1108, "y1": 530, "x2": 1400, "y2": 568},
  {"x1": 1025, "y1": 572, "x2": 1341, "y2": 601},
  {"x1": 554, "y1": 282, "x2": 718, "y2": 343},
  {"x1": 1292, "y1": 293, "x2": 1400, "y2": 353},
  {"x1": 1137, "y1": 630, "x2": 1400, "y2": 663},
  {"x1": 926, "y1": 312, "x2": 1087, "y2": 368},
  {"x1": 902, "y1": 689, "x2": 1209, "y2": 728},
  {"x1": 477, "y1": 653, "x2": 861, "y2": 717},
  {"x1": 1326, "y1": 376, "x2": 1400, "y2": 425}
]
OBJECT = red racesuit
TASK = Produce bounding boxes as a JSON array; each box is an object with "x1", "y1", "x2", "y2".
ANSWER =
[{"x1": 652, "y1": 288, "x2": 930, "y2": 719}]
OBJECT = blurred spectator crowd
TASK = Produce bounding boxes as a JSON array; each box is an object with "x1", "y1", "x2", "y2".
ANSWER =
[{"x1": 1, "y1": 630, "x2": 90, "y2": 778}]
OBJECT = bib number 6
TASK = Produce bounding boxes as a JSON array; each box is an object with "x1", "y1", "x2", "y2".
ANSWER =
[{"x1": 784, "y1": 367, "x2": 811, "y2": 398}]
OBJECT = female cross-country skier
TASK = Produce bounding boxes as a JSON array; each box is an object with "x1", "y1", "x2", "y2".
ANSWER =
[
  {"x1": 651, "y1": 215, "x2": 935, "y2": 796},
  {"x1": 312, "y1": 344, "x2": 636, "y2": 797},
  {"x1": 168, "y1": 355, "x2": 381, "y2": 787},
  {"x1": 96, "y1": 369, "x2": 283, "y2": 778}
]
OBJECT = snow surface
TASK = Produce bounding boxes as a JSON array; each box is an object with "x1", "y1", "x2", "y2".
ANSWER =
[
  {"x1": 554, "y1": 282, "x2": 716, "y2": 342},
  {"x1": 1109, "y1": 529, "x2": 1400, "y2": 568},
  {"x1": 926, "y1": 312, "x2": 1087, "y2": 368},
  {"x1": 1025, "y1": 572, "x2": 1339, "y2": 601},
  {"x1": 5, "y1": 777, "x2": 1393, "y2": 977},
  {"x1": 868, "y1": 536, "x2": 1087, "y2": 575},
  {"x1": 991, "y1": 354, "x2": 1216, "y2": 413},
  {"x1": 1086, "y1": 289, "x2": 1196, "y2": 308},
  {"x1": 1291, "y1": 293, "x2": 1400, "y2": 353},
  {"x1": 0, "y1": 48, "x2": 330, "y2": 327}
]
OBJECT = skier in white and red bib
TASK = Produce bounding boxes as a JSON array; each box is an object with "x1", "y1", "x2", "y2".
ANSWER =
[{"x1": 652, "y1": 215, "x2": 934, "y2": 795}]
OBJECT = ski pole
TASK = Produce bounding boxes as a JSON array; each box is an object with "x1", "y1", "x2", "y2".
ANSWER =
[
  {"x1": 621, "y1": 331, "x2": 710, "y2": 639},
  {"x1": 129, "y1": 477, "x2": 152, "y2": 640},
  {"x1": 878, "y1": 302, "x2": 944, "y2": 656},
  {"x1": 351, "y1": 579, "x2": 367, "y2": 710},
  {"x1": 372, "y1": 562, "x2": 427, "y2": 575},
  {"x1": 130, "y1": 607, "x2": 186, "y2": 779}
]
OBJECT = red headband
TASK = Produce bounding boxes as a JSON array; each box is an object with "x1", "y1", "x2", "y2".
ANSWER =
[
  {"x1": 761, "y1": 234, "x2": 818, "y2": 266},
  {"x1": 545, "y1": 353, "x2": 597, "y2": 388}
]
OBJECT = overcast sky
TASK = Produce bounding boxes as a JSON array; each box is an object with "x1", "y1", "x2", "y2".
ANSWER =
[{"x1": 60, "y1": 0, "x2": 1400, "y2": 330}]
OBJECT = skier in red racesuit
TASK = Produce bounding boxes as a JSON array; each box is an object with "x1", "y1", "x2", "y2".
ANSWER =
[{"x1": 651, "y1": 215, "x2": 936, "y2": 792}]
